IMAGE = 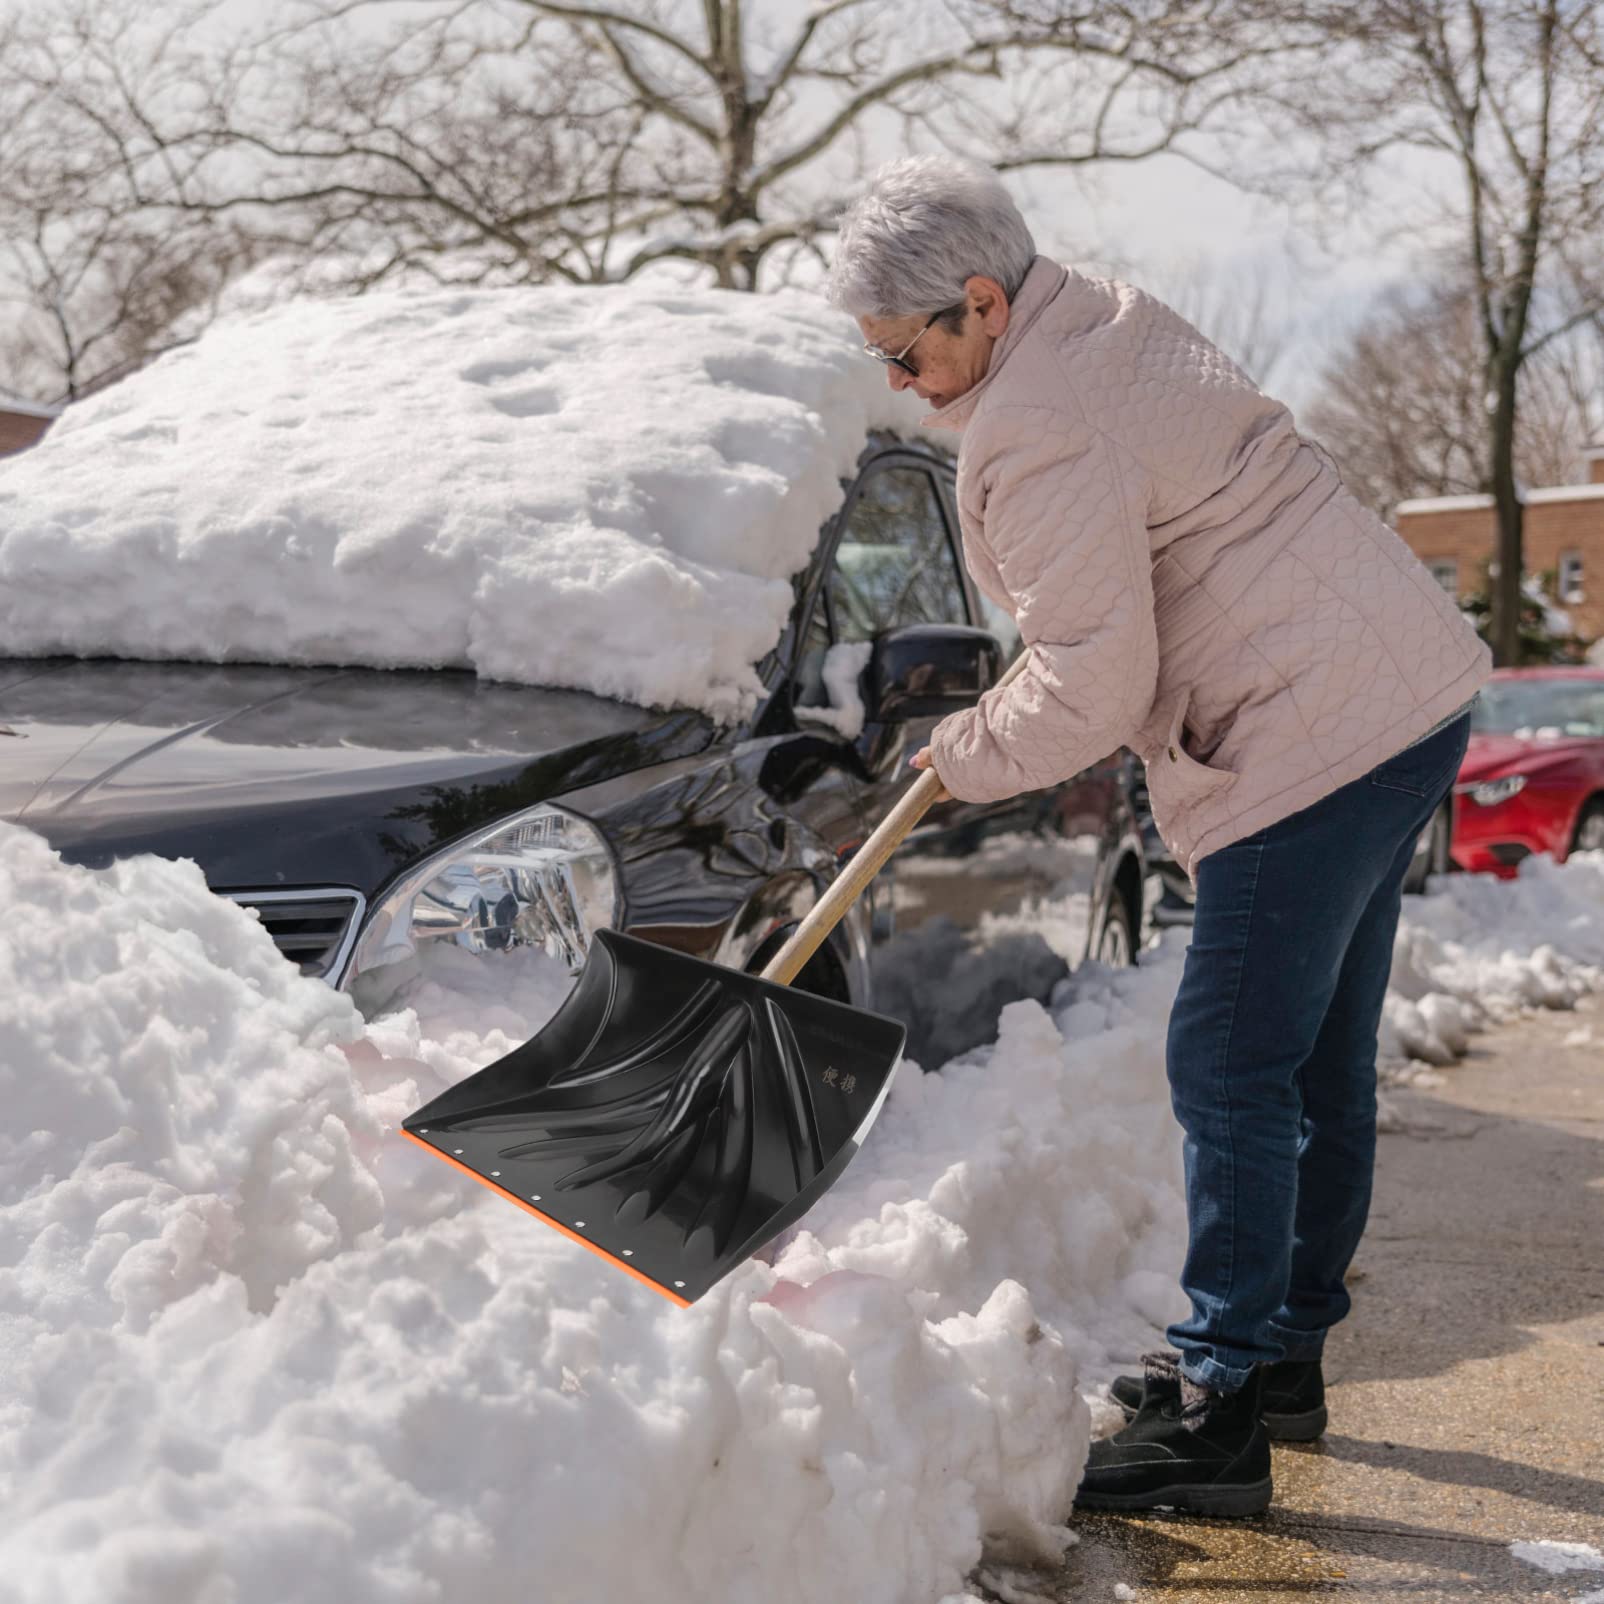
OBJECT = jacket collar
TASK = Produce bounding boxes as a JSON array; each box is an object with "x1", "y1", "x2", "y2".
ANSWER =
[{"x1": 921, "y1": 255, "x2": 1070, "y2": 434}]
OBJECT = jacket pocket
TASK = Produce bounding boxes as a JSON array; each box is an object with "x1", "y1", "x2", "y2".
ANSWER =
[{"x1": 1149, "y1": 688, "x2": 1238, "y2": 823}]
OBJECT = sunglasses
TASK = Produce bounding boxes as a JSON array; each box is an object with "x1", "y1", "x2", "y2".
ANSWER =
[{"x1": 862, "y1": 302, "x2": 967, "y2": 377}]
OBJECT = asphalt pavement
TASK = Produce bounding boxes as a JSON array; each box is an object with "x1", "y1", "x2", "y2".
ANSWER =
[{"x1": 1011, "y1": 996, "x2": 1604, "y2": 1602}]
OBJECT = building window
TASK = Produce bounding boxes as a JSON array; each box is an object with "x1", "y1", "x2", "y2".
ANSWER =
[
  {"x1": 1426, "y1": 558, "x2": 1459, "y2": 594},
  {"x1": 1558, "y1": 550, "x2": 1584, "y2": 603}
]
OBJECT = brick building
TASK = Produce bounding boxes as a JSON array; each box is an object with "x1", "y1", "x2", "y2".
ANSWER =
[
  {"x1": 1394, "y1": 444, "x2": 1604, "y2": 647},
  {"x1": 0, "y1": 390, "x2": 60, "y2": 457}
]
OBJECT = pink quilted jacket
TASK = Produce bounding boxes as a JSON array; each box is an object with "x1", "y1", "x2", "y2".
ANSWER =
[{"x1": 924, "y1": 257, "x2": 1492, "y2": 876}]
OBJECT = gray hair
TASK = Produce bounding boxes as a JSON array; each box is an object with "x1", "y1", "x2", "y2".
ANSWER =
[{"x1": 827, "y1": 155, "x2": 1037, "y2": 320}]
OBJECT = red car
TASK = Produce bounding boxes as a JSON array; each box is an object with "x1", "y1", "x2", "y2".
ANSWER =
[{"x1": 1448, "y1": 667, "x2": 1604, "y2": 877}]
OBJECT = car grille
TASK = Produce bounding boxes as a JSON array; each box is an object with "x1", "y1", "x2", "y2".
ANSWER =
[{"x1": 220, "y1": 888, "x2": 366, "y2": 981}]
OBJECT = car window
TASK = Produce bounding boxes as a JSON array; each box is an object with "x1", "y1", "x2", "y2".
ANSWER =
[
  {"x1": 1471, "y1": 679, "x2": 1604, "y2": 738},
  {"x1": 829, "y1": 466, "x2": 969, "y2": 641},
  {"x1": 794, "y1": 464, "x2": 969, "y2": 709}
]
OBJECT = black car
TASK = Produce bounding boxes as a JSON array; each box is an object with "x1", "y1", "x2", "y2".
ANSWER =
[{"x1": 0, "y1": 435, "x2": 1147, "y2": 1071}]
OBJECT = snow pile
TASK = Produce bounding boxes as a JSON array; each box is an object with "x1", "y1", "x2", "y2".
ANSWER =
[
  {"x1": 0, "y1": 819, "x2": 1183, "y2": 1604},
  {"x1": 8, "y1": 817, "x2": 1602, "y2": 1603},
  {"x1": 1381, "y1": 852, "x2": 1604, "y2": 1065},
  {"x1": 1510, "y1": 1539, "x2": 1604, "y2": 1576},
  {"x1": 794, "y1": 640, "x2": 874, "y2": 737},
  {"x1": 0, "y1": 826, "x2": 381, "y2": 1331},
  {"x1": 0, "y1": 286, "x2": 920, "y2": 721}
]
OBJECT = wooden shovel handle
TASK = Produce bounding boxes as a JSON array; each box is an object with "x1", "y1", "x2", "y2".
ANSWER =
[{"x1": 760, "y1": 646, "x2": 1032, "y2": 987}]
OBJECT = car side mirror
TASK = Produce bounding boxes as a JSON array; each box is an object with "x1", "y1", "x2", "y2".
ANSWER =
[{"x1": 864, "y1": 624, "x2": 1007, "y2": 722}]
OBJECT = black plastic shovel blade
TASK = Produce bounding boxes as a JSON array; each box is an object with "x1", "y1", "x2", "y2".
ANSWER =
[{"x1": 401, "y1": 928, "x2": 906, "y2": 1305}]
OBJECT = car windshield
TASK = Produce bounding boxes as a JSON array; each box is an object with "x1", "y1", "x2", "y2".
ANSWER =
[{"x1": 1470, "y1": 680, "x2": 1604, "y2": 739}]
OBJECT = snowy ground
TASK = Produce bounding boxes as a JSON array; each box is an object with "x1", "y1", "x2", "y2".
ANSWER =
[
  {"x1": 1511, "y1": 1540, "x2": 1604, "y2": 1604},
  {"x1": 3, "y1": 822, "x2": 1602, "y2": 1604}
]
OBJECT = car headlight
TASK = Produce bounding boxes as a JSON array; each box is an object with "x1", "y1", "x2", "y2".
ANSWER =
[
  {"x1": 1469, "y1": 774, "x2": 1527, "y2": 807},
  {"x1": 343, "y1": 803, "x2": 621, "y2": 1008}
]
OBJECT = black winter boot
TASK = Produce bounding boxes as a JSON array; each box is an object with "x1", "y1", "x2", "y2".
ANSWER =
[
  {"x1": 1075, "y1": 1353, "x2": 1272, "y2": 1516},
  {"x1": 1109, "y1": 1354, "x2": 1327, "y2": 1442}
]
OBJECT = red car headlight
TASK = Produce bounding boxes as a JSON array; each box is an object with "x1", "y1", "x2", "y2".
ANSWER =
[{"x1": 1467, "y1": 774, "x2": 1528, "y2": 807}]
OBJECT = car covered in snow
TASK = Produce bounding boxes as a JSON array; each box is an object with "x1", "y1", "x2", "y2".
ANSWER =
[
  {"x1": 1445, "y1": 667, "x2": 1604, "y2": 876},
  {"x1": 0, "y1": 284, "x2": 1147, "y2": 1072}
]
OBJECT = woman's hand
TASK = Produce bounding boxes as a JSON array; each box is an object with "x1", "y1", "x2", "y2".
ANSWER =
[{"x1": 908, "y1": 746, "x2": 952, "y2": 803}]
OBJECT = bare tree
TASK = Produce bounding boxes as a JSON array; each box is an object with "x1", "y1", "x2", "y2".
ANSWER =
[
  {"x1": 1306, "y1": 283, "x2": 1492, "y2": 515},
  {"x1": 13, "y1": 0, "x2": 1325, "y2": 304},
  {"x1": 1517, "y1": 279, "x2": 1604, "y2": 486},
  {"x1": 0, "y1": 212, "x2": 259, "y2": 403},
  {"x1": 1305, "y1": 278, "x2": 1602, "y2": 515},
  {"x1": 251, "y1": 0, "x2": 1327, "y2": 288},
  {"x1": 0, "y1": 4, "x2": 265, "y2": 400},
  {"x1": 1265, "y1": 1, "x2": 1604, "y2": 664}
]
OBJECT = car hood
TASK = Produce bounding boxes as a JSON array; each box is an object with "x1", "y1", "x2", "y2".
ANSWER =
[
  {"x1": 0, "y1": 657, "x2": 715, "y2": 892},
  {"x1": 1459, "y1": 731, "x2": 1597, "y2": 783}
]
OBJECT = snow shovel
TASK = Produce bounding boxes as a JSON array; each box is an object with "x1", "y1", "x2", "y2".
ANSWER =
[{"x1": 402, "y1": 650, "x2": 1029, "y2": 1305}]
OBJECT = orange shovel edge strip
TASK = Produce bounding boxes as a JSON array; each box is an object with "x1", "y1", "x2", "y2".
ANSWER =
[{"x1": 399, "y1": 1129, "x2": 693, "y2": 1309}]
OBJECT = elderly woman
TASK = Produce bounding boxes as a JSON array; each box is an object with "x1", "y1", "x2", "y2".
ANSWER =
[{"x1": 828, "y1": 156, "x2": 1490, "y2": 1519}]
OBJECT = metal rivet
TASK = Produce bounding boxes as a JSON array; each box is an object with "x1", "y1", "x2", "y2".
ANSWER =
[
  {"x1": 453, "y1": 1149, "x2": 464, "y2": 1155},
  {"x1": 622, "y1": 1249, "x2": 633, "y2": 1257},
  {"x1": 490, "y1": 1171, "x2": 500, "y2": 1177},
  {"x1": 575, "y1": 1220, "x2": 586, "y2": 1229},
  {"x1": 674, "y1": 1281, "x2": 686, "y2": 1289},
  {"x1": 531, "y1": 1195, "x2": 542, "y2": 1202}
]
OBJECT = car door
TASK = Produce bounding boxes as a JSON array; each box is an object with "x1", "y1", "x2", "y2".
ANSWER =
[{"x1": 790, "y1": 448, "x2": 1116, "y2": 1071}]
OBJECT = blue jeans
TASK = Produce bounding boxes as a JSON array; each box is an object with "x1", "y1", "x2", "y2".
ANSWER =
[{"x1": 1165, "y1": 713, "x2": 1472, "y2": 1393}]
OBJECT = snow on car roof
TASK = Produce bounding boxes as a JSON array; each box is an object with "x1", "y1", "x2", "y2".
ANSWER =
[{"x1": 0, "y1": 284, "x2": 922, "y2": 720}]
